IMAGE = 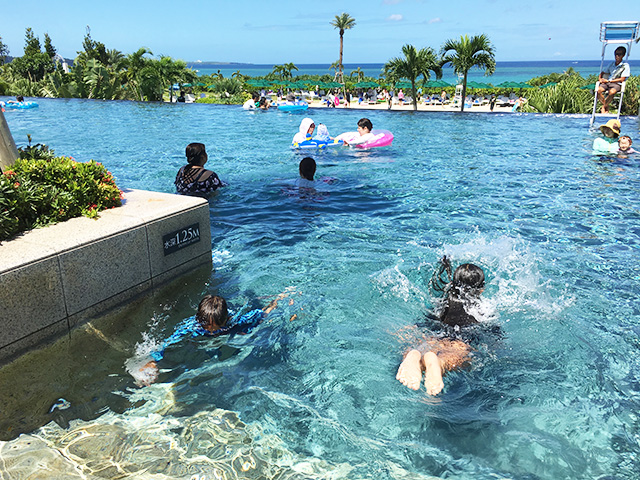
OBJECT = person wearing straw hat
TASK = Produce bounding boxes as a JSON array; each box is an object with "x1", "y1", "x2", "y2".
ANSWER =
[{"x1": 593, "y1": 119, "x2": 621, "y2": 155}]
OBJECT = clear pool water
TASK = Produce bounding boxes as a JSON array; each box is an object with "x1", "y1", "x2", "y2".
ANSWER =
[{"x1": 2, "y1": 97, "x2": 640, "y2": 479}]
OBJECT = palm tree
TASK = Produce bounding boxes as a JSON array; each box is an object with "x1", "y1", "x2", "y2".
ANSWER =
[
  {"x1": 125, "y1": 47, "x2": 152, "y2": 100},
  {"x1": 271, "y1": 64, "x2": 285, "y2": 79},
  {"x1": 383, "y1": 45, "x2": 442, "y2": 111},
  {"x1": 440, "y1": 34, "x2": 495, "y2": 112},
  {"x1": 350, "y1": 67, "x2": 365, "y2": 82},
  {"x1": 231, "y1": 70, "x2": 246, "y2": 82},
  {"x1": 330, "y1": 13, "x2": 356, "y2": 83},
  {"x1": 283, "y1": 62, "x2": 298, "y2": 80}
]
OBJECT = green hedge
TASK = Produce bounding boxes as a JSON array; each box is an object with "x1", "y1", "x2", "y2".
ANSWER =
[{"x1": 0, "y1": 144, "x2": 122, "y2": 241}]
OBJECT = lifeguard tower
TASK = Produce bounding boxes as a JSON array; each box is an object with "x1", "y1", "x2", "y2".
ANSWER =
[
  {"x1": 589, "y1": 21, "x2": 640, "y2": 126},
  {"x1": 453, "y1": 83, "x2": 463, "y2": 108}
]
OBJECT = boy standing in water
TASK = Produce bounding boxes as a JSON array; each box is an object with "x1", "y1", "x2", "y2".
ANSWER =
[{"x1": 396, "y1": 261, "x2": 486, "y2": 395}]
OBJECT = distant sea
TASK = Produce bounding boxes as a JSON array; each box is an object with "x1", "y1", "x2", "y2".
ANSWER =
[{"x1": 187, "y1": 60, "x2": 638, "y2": 85}]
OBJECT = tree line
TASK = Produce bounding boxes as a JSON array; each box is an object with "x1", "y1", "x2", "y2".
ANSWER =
[{"x1": 0, "y1": 28, "x2": 197, "y2": 101}]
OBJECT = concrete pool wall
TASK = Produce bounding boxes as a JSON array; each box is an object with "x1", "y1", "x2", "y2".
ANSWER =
[{"x1": 0, "y1": 189, "x2": 212, "y2": 366}]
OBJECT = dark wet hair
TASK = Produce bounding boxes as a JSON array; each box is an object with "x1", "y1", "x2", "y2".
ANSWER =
[
  {"x1": 196, "y1": 295, "x2": 228, "y2": 331},
  {"x1": 450, "y1": 263, "x2": 485, "y2": 299},
  {"x1": 186, "y1": 143, "x2": 207, "y2": 166},
  {"x1": 299, "y1": 157, "x2": 316, "y2": 181},
  {"x1": 358, "y1": 118, "x2": 373, "y2": 131},
  {"x1": 16, "y1": 96, "x2": 24, "y2": 102},
  {"x1": 615, "y1": 46, "x2": 626, "y2": 56}
]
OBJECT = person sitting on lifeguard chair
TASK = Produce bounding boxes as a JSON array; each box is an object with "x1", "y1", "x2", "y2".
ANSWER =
[{"x1": 597, "y1": 46, "x2": 630, "y2": 113}]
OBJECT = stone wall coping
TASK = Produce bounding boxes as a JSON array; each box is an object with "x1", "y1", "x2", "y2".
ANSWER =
[{"x1": 0, "y1": 188, "x2": 207, "y2": 275}]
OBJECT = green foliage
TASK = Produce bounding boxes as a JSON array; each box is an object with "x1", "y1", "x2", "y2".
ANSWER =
[
  {"x1": 210, "y1": 78, "x2": 243, "y2": 95},
  {"x1": 384, "y1": 44, "x2": 442, "y2": 110},
  {"x1": 0, "y1": 35, "x2": 8, "y2": 65},
  {"x1": 523, "y1": 76, "x2": 592, "y2": 113},
  {"x1": 24, "y1": 28, "x2": 41, "y2": 57},
  {"x1": 82, "y1": 58, "x2": 127, "y2": 100},
  {"x1": 528, "y1": 67, "x2": 583, "y2": 87},
  {"x1": 78, "y1": 27, "x2": 109, "y2": 65},
  {"x1": 8, "y1": 77, "x2": 41, "y2": 96},
  {"x1": 43, "y1": 33, "x2": 56, "y2": 59},
  {"x1": 39, "y1": 70, "x2": 78, "y2": 98},
  {"x1": 0, "y1": 143, "x2": 122, "y2": 241},
  {"x1": 441, "y1": 34, "x2": 496, "y2": 112},
  {"x1": 9, "y1": 28, "x2": 56, "y2": 82},
  {"x1": 0, "y1": 26, "x2": 196, "y2": 102},
  {"x1": 196, "y1": 92, "x2": 245, "y2": 105},
  {"x1": 621, "y1": 75, "x2": 639, "y2": 115},
  {"x1": 331, "y1": 12, "x2": 356, "y2": 77},
  {"x1": 270, "y1": 63, "x2": 298, "y2": 80}
]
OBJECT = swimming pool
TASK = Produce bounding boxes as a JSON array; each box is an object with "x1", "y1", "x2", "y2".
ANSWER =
[{"x1": 1, "y1": 97, "x2": 640, "y2": 479}]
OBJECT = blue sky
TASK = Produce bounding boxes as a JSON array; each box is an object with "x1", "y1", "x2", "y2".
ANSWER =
[{"x1": 1, "y1": 0, "x2": 639, "y2": 63}]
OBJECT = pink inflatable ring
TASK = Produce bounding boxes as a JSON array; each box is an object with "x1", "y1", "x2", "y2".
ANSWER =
[{"x1": 355, "y1": 129, "x2": 394, "y2": 149}]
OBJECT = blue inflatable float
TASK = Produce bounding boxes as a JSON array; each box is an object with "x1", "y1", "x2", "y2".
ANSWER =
[
  {"x1": 291, "y1": 139, "x2": 345, "y2": 150},
  {"x1": 278, "y1": 101, "x2": 309, "y2": 112},
  {"x1": 2, "y1": 101, "x2": 39, "y2": 109}
]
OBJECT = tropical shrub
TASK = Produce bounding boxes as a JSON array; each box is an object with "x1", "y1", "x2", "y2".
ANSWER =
[
  {"x1": 195, "y1": 92, "x2": 246, "y2": 105},
  {"x1": 209, "y1": 78, "x2": 243, "y2": 96},
  {"x1": 523, "y1": 76, "x2": 592, "y2": 114},
  {"x1": 621, "y1": 75, "x2": 639, "y2": 115},
  {"x1": 0, "y1": 142, "x2": 122, "y2": 241}
]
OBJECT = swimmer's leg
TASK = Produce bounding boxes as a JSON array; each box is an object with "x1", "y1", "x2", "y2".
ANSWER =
[
  {"x1": 423, "y1": 339, "x2": 471, "y2": 396},
  {"x1": 396, "y1": 349, "x2": 423, "y2": 390},
  {"x1": 423, "y1": 351, "x2": 445, "y2": 396}
]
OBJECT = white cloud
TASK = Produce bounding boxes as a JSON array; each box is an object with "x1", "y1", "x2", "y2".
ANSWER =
[
  {"x1": 387, "y1": 14, "x2": 403, "y2": 21},
  {"x1": 428, "y1": 17, "x2": 442, "y2": 24},
  {"x1": 553, "y1": 51, "x2": 562, "y2": 56}
]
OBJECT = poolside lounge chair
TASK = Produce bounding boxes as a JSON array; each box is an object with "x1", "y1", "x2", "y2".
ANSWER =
[{"x1": 590, "y1": 21, "x2": 640, "y2": 126}]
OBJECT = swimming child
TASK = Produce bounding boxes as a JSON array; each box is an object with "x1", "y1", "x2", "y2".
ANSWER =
[
  {"x1": 618, "y1": 135, "x2": 636, "y2": 155},
  {"x1": 292, "y1": 118, "x2": 315, "y2": 145},
  {"x1": 131, "y1": 292, "x2": 289, "y2": 385},
  {"x1": 396, "y1": 258, "x2": 487, "y2": 395}
]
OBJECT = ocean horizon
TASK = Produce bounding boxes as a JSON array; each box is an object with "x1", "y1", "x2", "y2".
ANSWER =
[{"x1": 188, "y1": 60, "x2": 639, "y2": 85}]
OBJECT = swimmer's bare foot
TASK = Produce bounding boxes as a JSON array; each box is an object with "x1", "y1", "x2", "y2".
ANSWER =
[
  {"x1": 396, "y1": 350, "x2": 423, "y2": 390},
  {"x1": 423, "y1": 352, "x2": 444, "y2": 396}
]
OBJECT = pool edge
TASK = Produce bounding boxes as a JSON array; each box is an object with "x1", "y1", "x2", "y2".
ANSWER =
[{"x1": 0, "y1": 189, "x2": 212, "y2": 367}]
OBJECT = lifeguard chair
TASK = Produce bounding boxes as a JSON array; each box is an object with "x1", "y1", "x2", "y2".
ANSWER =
[
  {"x1": 589, "y1": 21, "x2": 640, "y2": 126},
  {"x1": 452, "y1": 83, "x2": 463, "y2": 108}
]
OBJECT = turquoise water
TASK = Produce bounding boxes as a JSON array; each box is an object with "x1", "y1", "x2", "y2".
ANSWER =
[
  {"x1": 2, "y1": 97, "x2": 640, "y2": 479},
  {"x1": 190, "y1": 60, "x2": 640, "y2": 85}
]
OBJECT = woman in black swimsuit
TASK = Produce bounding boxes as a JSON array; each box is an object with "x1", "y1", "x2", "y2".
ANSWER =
[{"x1": 175, "y1": 143, "x2": 224, "y2": 196}]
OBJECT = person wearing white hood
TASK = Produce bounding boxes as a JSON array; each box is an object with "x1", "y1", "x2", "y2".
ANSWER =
[{"x1": 292, "y1": 118, "x2": 315, "y2": 145}]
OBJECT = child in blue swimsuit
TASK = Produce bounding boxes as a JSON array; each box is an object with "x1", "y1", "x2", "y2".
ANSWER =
[{"x1": 132, "y1": 293, "x2": 288, "y2": 385}]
